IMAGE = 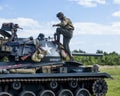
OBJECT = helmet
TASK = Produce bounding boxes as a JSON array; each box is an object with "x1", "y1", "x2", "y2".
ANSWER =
[{"x1": 56, "y1": 12, "x2": 64, "y2": 17}]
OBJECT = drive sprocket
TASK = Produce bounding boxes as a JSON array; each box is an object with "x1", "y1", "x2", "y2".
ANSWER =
[{"x1": 92, "y1": 79, "x2": 108, "y2": 96}]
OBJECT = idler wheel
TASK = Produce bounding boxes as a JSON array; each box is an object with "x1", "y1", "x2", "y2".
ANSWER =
[
  {"x1": 75, "y1": 88, "x2": 91, "y2": 96},
  {"x1": 50, "y1": 81, "x2": 58, "y2": 89},
  {"x1": 69, "y1": 81, "x2": 78, "y2": 88},
  {"x1": 0, "y1": 92, "x2": 12, "y2": 96},
  {"x1": 12, "y1": 81, "x2": 21, "y2": 90},
  {"x1": 58, "y1": 89, "x2": 73, "y2": 96},
  {"x1": 20, "y1": 91, "x2": 36, "y2": 96},
  {"x1": 38, "y1": 90, "x2": 55, "y2": 96},
  {"x1": 92, "y1": 79, "x2": 108, "y2": 96}
]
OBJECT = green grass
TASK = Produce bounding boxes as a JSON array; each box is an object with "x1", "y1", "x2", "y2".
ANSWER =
[{"x1": 100, "y1": 66, "x2": 120, "y2": 96}]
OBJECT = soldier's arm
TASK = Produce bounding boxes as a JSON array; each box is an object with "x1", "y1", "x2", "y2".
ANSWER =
[{"x1": 53, "y1": 19, "x2": 68, "y2": 27}]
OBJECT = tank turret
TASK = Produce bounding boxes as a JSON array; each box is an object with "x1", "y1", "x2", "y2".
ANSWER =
[{"x1": 0, "y1": 23, "x2": 111, "y2": 96}]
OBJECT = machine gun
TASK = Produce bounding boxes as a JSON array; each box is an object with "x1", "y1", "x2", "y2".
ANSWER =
[
  {"x1": 0, "y1": 23, "x2": 23, "y2": 41},
  {"x1": 1, "y1": 23, "x2": 23, "y2": 31}
]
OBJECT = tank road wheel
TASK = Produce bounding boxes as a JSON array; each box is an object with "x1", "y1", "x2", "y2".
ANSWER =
[
  {"x1": 12, "y1": 81, "x2": 21, "y2": 90},
  {"x1": 75, "y1": 88, "x2": 91, "y2": 96},
  {"x1": 58, "y1": 89, "x2": 73, "y2": 96},
  {"x1": 20, "y1": 91, "x2": 36, "y2": 96},
  {"x1": 92, "y1": 79, "x2": 108, "y2": 96},
  {"x1": 69, "y1": 81, "x2": 78, "y2": 88},
  {"x1": 49, "y1": 81, "x2": 58, "y2": 89},
  {"x1": 38, "y1": 90, "x2": 55, "y2": 96},
  {"x1": 0, "y1": 92, "x2": 12, "y2": 96}
]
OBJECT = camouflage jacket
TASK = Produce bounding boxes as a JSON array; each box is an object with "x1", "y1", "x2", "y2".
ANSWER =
[{"x1": 56, "y1": 17, "x2": 74, "y2": 30}]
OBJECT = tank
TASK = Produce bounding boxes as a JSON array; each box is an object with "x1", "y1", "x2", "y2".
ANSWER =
[{"x1": 0, "y1": 23, "x2": 111, "y2": 96}]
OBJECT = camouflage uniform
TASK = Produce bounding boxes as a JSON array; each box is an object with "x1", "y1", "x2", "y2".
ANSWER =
[{"x1": 55, "y1": 16, "x2": 74, "y2": 60}]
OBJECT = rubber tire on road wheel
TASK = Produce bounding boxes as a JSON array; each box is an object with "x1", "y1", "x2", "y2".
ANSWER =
[
  {"x1": 20, "y1": 91, "x2": 36, "y2": 96},
  {"x1": 38, "y1": 90, "x2": 55, "y2": 96},
  {"x1": 0, "y1": 92, "x2": 12, "y2": 96},
  {"x1": 58, "y1": 89, "x2": 74, "y2": 96},
  {"x1": 75, "y1": 88, "x2": 91, "y2": 96}
]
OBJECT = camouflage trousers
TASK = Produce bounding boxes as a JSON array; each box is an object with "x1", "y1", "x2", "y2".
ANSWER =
[{"x1": 56, "y1": 28, "x2": 73, "y2": 57}]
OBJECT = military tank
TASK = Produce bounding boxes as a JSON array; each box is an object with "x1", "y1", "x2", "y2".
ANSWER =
[{"x1": 0, "y1": 23, "x2": 111, "y2": 96}]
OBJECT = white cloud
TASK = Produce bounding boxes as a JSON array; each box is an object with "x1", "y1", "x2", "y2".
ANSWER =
[
  {"x1": 113, "y1": 0, "x2": 120, "y2": 4},
  {"x1": 112, "y1": 22, "x2": 120, "y2": 27},
  {"x1": 74, "y1": 22, "x2": 120, "y2": 35},
  {"x1": 69, "y1": 0, "x2": 106, "y2": 7},
  {"x1": 112, "y1": 10, "x2": 120, "y2": 17}
]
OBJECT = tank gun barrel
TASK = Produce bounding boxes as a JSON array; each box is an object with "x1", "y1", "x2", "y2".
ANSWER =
[{"x1": 72, "y1": 53, "x2": 103, "y2": 56}]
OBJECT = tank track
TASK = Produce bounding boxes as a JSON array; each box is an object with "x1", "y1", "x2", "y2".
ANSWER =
[
  {"x1": 0, "y1": 77, "x2": 100, "y2": 82},
  {"x1": 0, "y1": 77, "x2": 107, "y2": 96}
]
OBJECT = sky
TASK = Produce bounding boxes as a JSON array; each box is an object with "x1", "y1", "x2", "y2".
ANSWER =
[{"x1": 0, "y1": 0, "x2": 120, "y2": 53}]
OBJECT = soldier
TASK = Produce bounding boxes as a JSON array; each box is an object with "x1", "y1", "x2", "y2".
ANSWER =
[{"x1": 53, "y1": 12, "x2": 74, "y2": 61}]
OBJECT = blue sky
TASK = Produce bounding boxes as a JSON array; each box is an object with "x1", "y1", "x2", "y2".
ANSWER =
[{"x1": 0, "y1": 0, "x2": 120, "y2": 53}]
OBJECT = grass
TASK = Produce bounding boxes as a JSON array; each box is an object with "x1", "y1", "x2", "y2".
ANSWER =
[{"x1": 100, "y1": 66, "x2": 120, "y2": 96}]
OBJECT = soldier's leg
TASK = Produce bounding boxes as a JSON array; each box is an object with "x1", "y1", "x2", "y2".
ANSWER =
[
  {"x1": 56, "y1": 28, "x2": 72, "y2": 39},
  {"x1": 57, "y1": 28, "x2": 74, "y2": 61},
  {"x1": 56, "y1": 28, "x2": 61, "y2": 42},
  {"x1": 63, "y1": 36, "x2": 74, "y2": 61},
  {"x1": 63, "y1": 37, "x2": 72, "y2": 58}
]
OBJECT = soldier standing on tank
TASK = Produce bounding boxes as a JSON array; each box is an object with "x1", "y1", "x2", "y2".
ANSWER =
[{"x1": 53, "y1": 12, "x2": 74, "y2": 61}]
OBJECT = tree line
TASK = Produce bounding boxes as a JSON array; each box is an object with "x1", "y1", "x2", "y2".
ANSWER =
[{"x1": 73, "y1": 49, "x2": 120, "y2": 65}]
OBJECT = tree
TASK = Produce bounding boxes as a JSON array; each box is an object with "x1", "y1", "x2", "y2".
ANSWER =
[{"x1": 73, "y1": 49, "x2": 120, "y2": 65}]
